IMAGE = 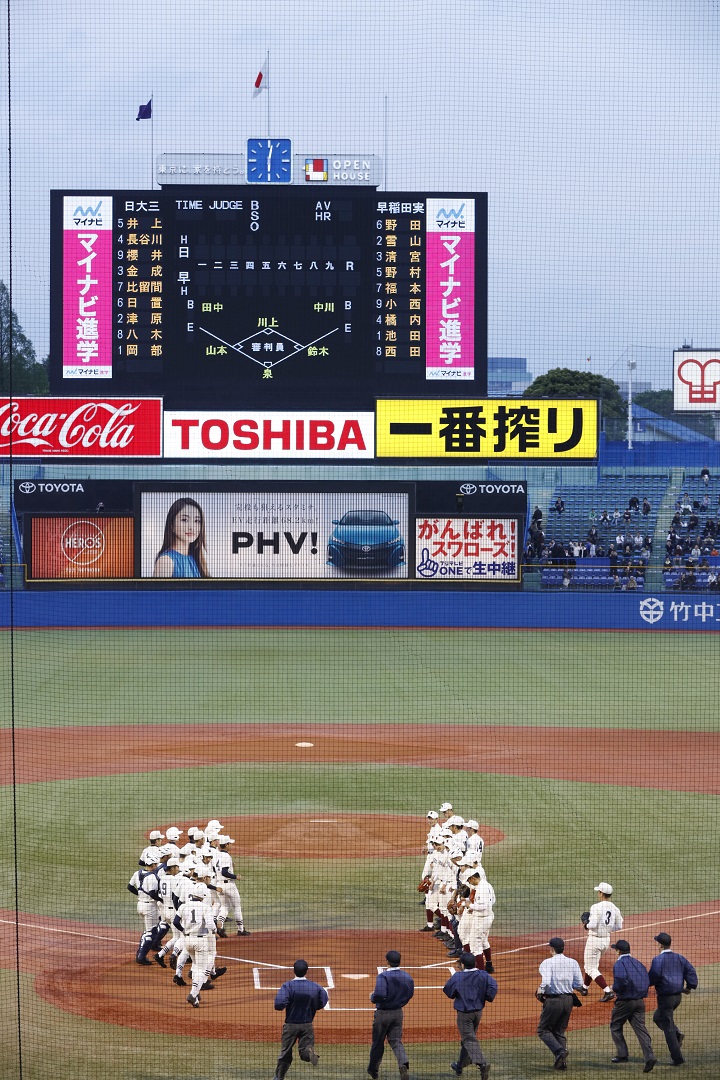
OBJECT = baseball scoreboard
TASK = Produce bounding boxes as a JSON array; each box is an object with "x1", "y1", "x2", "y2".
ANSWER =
[{"x1": 50, "y1": 189, "x2": 487, "y2": 409}]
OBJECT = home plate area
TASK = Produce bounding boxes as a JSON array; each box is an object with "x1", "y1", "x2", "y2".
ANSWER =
[{"x1": 34, "y1": 928, "x2": 623, "y2": 1044}]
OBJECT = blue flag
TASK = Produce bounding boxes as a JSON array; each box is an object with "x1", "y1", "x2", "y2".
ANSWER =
[{"x1": 136, "y1": 99, "x2": 152, "y2": 120}]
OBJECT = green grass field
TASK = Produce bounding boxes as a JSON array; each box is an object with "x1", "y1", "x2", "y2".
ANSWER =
[
  {"x1": 5, "y1": 627, "x2": 720, "y2": 729},
  {"x1": 2, "y1": 626, "x2": 719, "y2": 1079}
]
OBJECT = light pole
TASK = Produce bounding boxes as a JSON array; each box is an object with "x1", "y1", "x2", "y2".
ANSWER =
[{"x1": 627, "y1": 357, "x2": 636, "y2": 450}]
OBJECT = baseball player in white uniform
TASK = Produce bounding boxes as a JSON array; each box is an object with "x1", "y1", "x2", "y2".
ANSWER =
[
  {"x1": 582, "y1": 881, "x2": 623, "y2": 1000},
  {"x1": 128, "y1": 850, "x2": 162, "y2": 965},
  {"x1": 213, "y1": 835, "x2": 250, "y2": 936},
  {"x1": 464, "y1": 821, "x2": 484, "y2": 861},
  {"x1": 464, "y1": 867, "x2": 496, "y2": 973},
  {"x1": 171, "y1": 860, "x2": 199, "y2": 984},
  {"x1": 175, "y1": 880, "x2": 216, "y2": 1007}
]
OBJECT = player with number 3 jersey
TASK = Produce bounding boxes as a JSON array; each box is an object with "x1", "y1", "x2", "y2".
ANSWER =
[{"x1": 583, "y1": 882, "x2": 623, "y2": 1000}]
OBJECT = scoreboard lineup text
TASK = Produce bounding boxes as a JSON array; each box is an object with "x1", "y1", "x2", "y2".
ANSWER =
[{"x1": 50, "y1": 189, "x2": 487, "y2": 410}]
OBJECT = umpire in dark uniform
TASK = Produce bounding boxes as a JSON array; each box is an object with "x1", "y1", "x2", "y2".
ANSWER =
[
  {"x1": 443, "y1": 952, "x2": 497, "y2": 1079},
  {"x1": 648, "y1": 932, "x2": 698, "y2": 1066},
  {"x1": 608, "y1": 939, "x2": 656, "y2": 1072},
  {"x1": 273, "y1": 959, "x2": 328, "y2": 1080},
  {"x1": 368, "y1": 950, "x2": 414, "y2": 1080}
]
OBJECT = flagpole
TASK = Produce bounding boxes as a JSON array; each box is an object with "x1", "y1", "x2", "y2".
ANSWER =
[
  {"x1": 150, "y1": 90, "x2": 154, "y2": 188},
  {"x1": 383, "y1": 94, "x2": 388, "y2": 189}
]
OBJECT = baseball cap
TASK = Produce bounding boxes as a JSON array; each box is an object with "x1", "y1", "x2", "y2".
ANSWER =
[
  {"x1": 189, "y1": 882, "x2": 209, "y2": 900},
  {"x1": 165, "y1": 826, "x2": 183, "y2": 841},
  {"x1": 439, "y1": 802, "x2": 453, "y2": 812},
  {"x1": 166, "y1": 856, "x2": 181, "y2": 868},
  {"x1": 427, "y1": 810, "x2": 439, "y2": 820},
  {"x1": 148, "y1": 830, "x2": 164, "y2": 840},
  {"x1": 158, "y1": 844, "x2": 175, "y2": 857},
  {"x1": 142, "y1": 850, "x2": 161, "y2": 865},
  {"x1": 465, "y1": 820, "x2": 479, "y2": 830},
  {"x1": 612, "y1": 940, "x2": 631, "y2": 953},
  {"x1": 179, "y1": 843, "x2": 195, "y2": 855},
  {"x1": 207, "y1": 819, "x2": 223, "y2": 830},
  {"x1": 187, "y1": 826, "x2": 203, "y2": 839},
  {"x1": 217, "y1": 835, "x2": 235, "y2": 845},
  {"x1": 193, "y1": 863, "x2": 211, "y2": 878},
  {"x1": 548, "y1": 937, "x2": 565, "y2": 951},
  {"x1": 448, "y1": 816, "x2": 464, "y2": 827},
  {"x1": 595, "y1": 881, "x2": 613, "y2": 894},
  {"x1": 654, "y1": 932, "x2": 672, "y2": 947},
  {"x1": 461, "y1": 867, "x2": 481, "y2": 884}
]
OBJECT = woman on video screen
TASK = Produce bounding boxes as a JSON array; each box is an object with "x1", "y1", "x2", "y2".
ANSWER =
[{"x1": 154, "y1": 497, "x2": 209, "y2": 578}]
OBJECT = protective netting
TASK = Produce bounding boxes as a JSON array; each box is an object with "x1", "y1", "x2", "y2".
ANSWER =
[{"x1": 2, "y1": 3, "x2": 719, "y2": 1078}]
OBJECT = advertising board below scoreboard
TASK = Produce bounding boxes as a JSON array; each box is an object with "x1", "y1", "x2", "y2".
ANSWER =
[
  {"x1": 376, "y1": 399, "x2": 598, "y2": 459},
  {"x1": 0, "y1": 398, "x2": 162, "y2": 457},
  {"x1": 164, "y1": 411, "x2": 374, "y2": 458},
  {"x1": 29, "y1": 516, "x2": 134, "y2": 579}
]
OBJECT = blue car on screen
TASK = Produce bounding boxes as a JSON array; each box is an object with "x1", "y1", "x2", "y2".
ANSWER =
[{"x1": 327, "y1": 510, "x2": 406, "y2": 572}]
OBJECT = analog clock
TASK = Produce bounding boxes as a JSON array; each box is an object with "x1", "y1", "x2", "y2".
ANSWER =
[{"x1": 247, "y1": 138, "x2": 292, "y2": 183}]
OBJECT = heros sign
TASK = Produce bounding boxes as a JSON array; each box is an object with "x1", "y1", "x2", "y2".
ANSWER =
[
  {"x1": 140, "y1": 491, "x2": 409, "y2": 580},
  {"x1": 29, "y1": 516, "x2": 134, "y2": 579}
]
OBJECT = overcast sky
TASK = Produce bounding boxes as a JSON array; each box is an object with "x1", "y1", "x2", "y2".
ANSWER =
[{"x1": 1, "y1": 0, "x2": 719, "y2": 388}]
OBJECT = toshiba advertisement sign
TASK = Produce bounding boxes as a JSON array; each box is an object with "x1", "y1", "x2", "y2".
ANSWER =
[
  {"x1": 164, "y1": 411, "x2": 374, "y2": 459},
  {"x1": 0, "y1": 398, "x2": 162, "y2": 456},
  {"x1": 30, "y1": 517, "x2": 135, "y2": 579}
]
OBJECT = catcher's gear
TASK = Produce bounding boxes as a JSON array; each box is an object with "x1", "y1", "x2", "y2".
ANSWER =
[
  {"x1": 581, "y1": 911, "x2": 591, "y2": 928},
  {"x1": 418, "y1": 877, "x2": 432, "y2": 894}
]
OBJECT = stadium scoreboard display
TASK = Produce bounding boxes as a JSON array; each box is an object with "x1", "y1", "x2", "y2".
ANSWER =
[{"x1": 51, "y1": 188, "x2": 487, "y2": 410}]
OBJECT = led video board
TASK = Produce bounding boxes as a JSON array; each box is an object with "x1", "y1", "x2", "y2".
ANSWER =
[{"x1": 50, "y1": 189, "x2": 486, "y2": 409}]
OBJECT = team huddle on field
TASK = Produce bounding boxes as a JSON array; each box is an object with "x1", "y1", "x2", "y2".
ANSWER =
[
  {"x1": 418, "y1": 803, "x2": 496, "y2": 970},
  {"x1": 127, "y1": 820, "x2": 249, "y2": 1008}
]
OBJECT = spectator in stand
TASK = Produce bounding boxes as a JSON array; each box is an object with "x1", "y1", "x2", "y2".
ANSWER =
[
  {"x1": 623, "y1": 507, "x2": 632, "y2": 523},
  {"x1": 533, "y1": 528, "x2": 545, "y2": 555},
  {"x1": 553, "y1": 496, "x2": 565, "y2": 515},
  {"x1": 701, "y1": 465, "x2": 711, "y2": 485},
  {"x1": 633, "y1": 533, "x2": 643, "y2": 549},
  {"x1": 680, "y1": 568, "x2": 696, "y2": 589},
  {"x1": 561, "y1": 571, "x2": 572, "y2": 590},
  {"x1": 550, "y1": 539, "x2": 566, "y2": 565},
  {"x1": 688, "y1": 512, "x2": 699, "y2": 531},
  {"x1": 628, "y1": 496, "x2": 640, "y2": 513},
  {"x1": 690, "y1": 542, "x2": 701, "y2": 560},
  {"x1": 625, "y1": 575, "x2": 638, "y2": 591},
  {"x1": 524, "y1": 541, "x2": 535, "y2": 567},
  {"x1": 644, "y1": 534, "x2": 653, "y2": 553},
  {"x1": 700, "y1": 493, "x2": 709, "y2": 513},
  {"x1": 642, "y1": 497, "x2": 651, "y2": 517},
  {"x1": 571, "y1": 540, "x2": 582, "y2": 560},
  {"x1": 588, "y1": 525, "x2": 600, "y2": 544},
  {"x1": 680, "y1": 492, "x2": 692, "y2": 512},
  {"x1": 612, "y1": 508, "x2": 621, "y2": 525},
  {"x1": 616, "y1": 532, "x2": 626, "y2": 548},
  {"x1": 611, "y1": 571, "x2": 623, "y2": 590},
  {"x1": 699, "y1": 556, "x2": 710, "y2": 572},
  {"x1": 589, "y1": 507, "x2": 597, "y2": 522},
  {"x1": 708, "y1": 569, "x2": 718, "y2": 591},
  {"x1": 608, "y1": 546, "x2": 619, "y2": 568},
  {"x1": 596, "y1": 542, "x2": 606, "y2": 558},
  {"x1": 600, "y1": 510, "x2": 611, "y2": 527},
  {"x1": 663, "y1": 555, "x2": 673, "y2": 572},
  {"x1": 532, "y1": 506, "x2": 543, "y2": 525}
]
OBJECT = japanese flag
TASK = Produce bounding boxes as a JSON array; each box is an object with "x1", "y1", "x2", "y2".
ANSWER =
[{"x1": 253, "y1": 53, "x2": 269, "y2": 97}]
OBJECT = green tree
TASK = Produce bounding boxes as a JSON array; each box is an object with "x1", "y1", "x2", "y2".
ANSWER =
[
  {"x1": 0, "y1": 281, "x2": 49, "y2": 394},
  {"x1": 634, "y1": 389, "x2": 713, "y2": 438},
  {"x1": 523, "y1": 367, "x2": 627, "y2": 419}
]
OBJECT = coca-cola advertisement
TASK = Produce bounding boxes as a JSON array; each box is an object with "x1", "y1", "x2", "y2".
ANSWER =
[{"x1": 0, "y1": 398, "x2": 162, "y2": 457}]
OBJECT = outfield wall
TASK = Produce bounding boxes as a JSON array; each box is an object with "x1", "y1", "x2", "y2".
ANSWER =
[{"x1": 1, "y1": 589, "x2": 717, "y2": 631}]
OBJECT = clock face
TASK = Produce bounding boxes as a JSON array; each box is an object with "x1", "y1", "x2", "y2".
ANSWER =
[{"x1": 247, "y1": 138, "x2": 292, "y2": 183}]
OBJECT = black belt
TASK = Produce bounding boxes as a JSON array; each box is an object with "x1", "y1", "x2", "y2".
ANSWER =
[{"x1": 544, "y1": 993, "x2": 572, "y2": 998}]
